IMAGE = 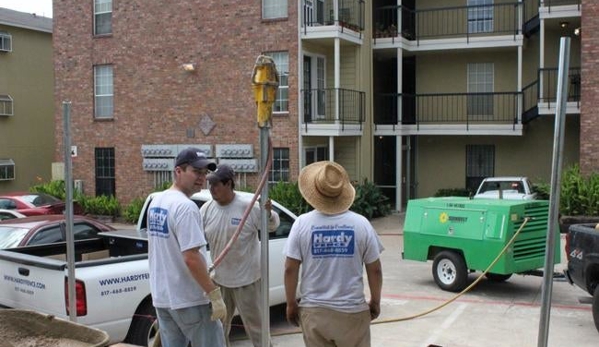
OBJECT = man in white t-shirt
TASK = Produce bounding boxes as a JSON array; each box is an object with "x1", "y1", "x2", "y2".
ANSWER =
[
  {"x1": 283, "y1": 161, "x2": 384, "y2": 347},
  {"x1": 201, "y1": 164, "x2": 280, "y2": 347},
  {"x1": 148, "y1": 148, "x2": 226, "y2": 347}
]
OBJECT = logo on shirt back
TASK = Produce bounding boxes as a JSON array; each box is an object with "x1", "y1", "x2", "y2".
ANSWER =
[
  {"x1": 311, "y1": 229, "x2": 355, "y2": 257},
  {"x1": 148, "y1": 207, "x2": 169, "y2": 238}
]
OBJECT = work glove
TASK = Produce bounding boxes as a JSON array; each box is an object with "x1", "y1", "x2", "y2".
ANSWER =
[{"x1": 208, "y1": 287, "x2": 226, "y2": 321}]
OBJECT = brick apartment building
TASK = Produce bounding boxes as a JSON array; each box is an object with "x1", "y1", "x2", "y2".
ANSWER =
[{"x1": 53, "y1": 1, "x2": 588, "y2": 210}]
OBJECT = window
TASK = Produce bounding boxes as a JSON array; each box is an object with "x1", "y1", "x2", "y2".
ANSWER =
[
  {"x1": 467, "y1": 63, "x2": 494, "y2": 118},
  {"x1": 95, "y1": 148, "x2": 115, "y2": 196},
  {"x1": 94, "y1": 65, "x2": 114, "y2": 118},
  {"x1": 270, "y1": 148, "x2": 290, "y2": 183},
  {"x1": 0, "y1": 159, "x2": 15, "y2": 181},
  {"x1": 466, "y1": 145, "x2": 494, "y2": 192},
  {"x1": 468, "y1": 0, "x2": 494, "y2": 33},
  {"x1": 263, "y1": 0, "x2": 287, "y2": 19},
  {"x1": 303, "y1": 54, "x2": 326, "y2": 121},
  {"x1": 0, "y1": 31, "x2": 12, "y2": 52},
  {"x1": 265, "y1": 52, "x2": 289, "y2": 113},
  {"x1": 94, "y1": 0, "x2": 112, "y2": 35},
  {"x1": 305, "y1": 146, "x2": 328, "y2": 165},
  {"x1": 0, "y1": 95, "x2": 13, "y2": 116}
]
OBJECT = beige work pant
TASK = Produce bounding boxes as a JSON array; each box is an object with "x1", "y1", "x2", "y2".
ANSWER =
[
  {"x1": 220, "y1": 280, "x2": 272, "y2": 347},
  {"x1": 299, "y1": 306, "x2": 371, "y2": 347}
]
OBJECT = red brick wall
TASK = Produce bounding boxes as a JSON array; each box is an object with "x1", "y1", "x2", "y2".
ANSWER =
[
  {"x1": 580, "y1": 0, "x2": 599, "y2": 175},
  {"x1": 53, "y1": 0, "x2": 299, "y2": 204}
]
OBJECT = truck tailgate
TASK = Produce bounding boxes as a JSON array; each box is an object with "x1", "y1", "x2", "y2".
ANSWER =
[{"x1": 0, "y1": 250, "x2": 68, "y2": 316}]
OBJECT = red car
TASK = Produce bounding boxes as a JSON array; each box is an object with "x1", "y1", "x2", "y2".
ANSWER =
[
  {"x1": 0, "y1": 192, "x2": 82, "y2": 216},
  {"x1": 0, "y1": 215, "x2": 116, "y2": 249}
]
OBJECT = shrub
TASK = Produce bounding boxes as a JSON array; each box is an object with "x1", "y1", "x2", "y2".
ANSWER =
[
  {"x1": 80, "y1": 195, "x2": 121, "y2": 217},
  {"x1": 560, "y1": 165, "x2": 599, "y2": 216},
  {"x1": 123, "y1": 197, "x2": 145, "y2": 223},
  {"x1": 268, "y1": 181, "x2": 312, "y2": 216},
  {"x1": 30, "y1": 180, "x2": 67, "y2": 200},
  {"x1": 350, "y1": 179, "x2": 392, "y2": 220}
]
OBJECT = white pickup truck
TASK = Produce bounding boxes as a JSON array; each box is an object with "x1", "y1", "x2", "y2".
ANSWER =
[
  {"x1": 0, "y1": 190, "x2": 297, "y2": 346},
  {"x1": 473, "y1": 176, "x2": 537, "y2": 200}
]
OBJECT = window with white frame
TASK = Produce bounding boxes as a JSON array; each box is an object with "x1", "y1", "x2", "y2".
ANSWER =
[
  {"x1": 270, "y1": 148, "x2": 290, "y2": 183},
  {"x1": 0, "y1": 95, "x2": 13, "y2": 116},
  {"x1": 0, "y1": 159, "x2": 15, "y2": 181},
  {"x1": 0, "y1": 31, "x2": 12, "y2": 52},
  {"x1": 468, "y1": 0, "x2": 494, "y2": 33},
  {"x1": 266, "y1": 51, "x2": 289, "y2": 113},
  {"x1": 94, "y1": 65, "x2": 114, "y2": 118},
  {"x1": 94, "y1": 0, "x2": 112, "y2": 35},
  {"x1": 263, "y1": 0, "x2": 287, "y2": 19},
  {"x1": 305, "y1": 146, "x2": 328, "y2": 165},
  {"x1": 467, "y1": 63, "x2": 494, "y2": 118}
]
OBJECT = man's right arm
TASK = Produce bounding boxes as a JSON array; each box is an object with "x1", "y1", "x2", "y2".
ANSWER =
[
  {"x1": 182, "y1": 248, "x2": 217, "y2": 293},
  {"x1": 284, "y1": 257, "x2": 301, "y2": 326}
]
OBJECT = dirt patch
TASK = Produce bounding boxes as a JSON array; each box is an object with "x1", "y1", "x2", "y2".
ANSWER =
[{"x1": 0, "y1": 309, "x2": 109, "y2": 347}]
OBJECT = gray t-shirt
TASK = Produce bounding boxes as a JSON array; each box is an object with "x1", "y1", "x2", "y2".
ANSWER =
[
  {"x1": 201, "y1": 193, "x2": 280, "y2": 287},
  {"x1": 148, "y1": 189, "x2": 211, "y2": 309},
  {"x1": 283, "y1": 210, "x2": 384, "y2": 313}
]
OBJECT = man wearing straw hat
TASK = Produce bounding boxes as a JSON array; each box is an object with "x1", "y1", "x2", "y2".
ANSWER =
[{"x1": 283, "y1": 161, "x2": 384, "y2": 347}]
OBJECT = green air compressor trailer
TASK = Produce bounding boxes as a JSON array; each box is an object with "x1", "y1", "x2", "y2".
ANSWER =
[{"x1": 402, "y1": 197, "x2": 560, "y2": 292}]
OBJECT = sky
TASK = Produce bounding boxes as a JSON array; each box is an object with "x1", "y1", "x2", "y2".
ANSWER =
[{"x1": 0, "y1": 0, "x2": 53, "y2": 18}]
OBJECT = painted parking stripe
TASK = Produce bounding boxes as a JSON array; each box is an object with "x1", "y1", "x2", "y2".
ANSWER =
[{"x1": 420, "y1": 303, "x2": 468, "y2": 347}]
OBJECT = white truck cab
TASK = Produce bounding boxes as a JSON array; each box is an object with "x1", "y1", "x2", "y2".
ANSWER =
[{"x1": 474, "y1": 176, "x2": 537, "y2": 200}]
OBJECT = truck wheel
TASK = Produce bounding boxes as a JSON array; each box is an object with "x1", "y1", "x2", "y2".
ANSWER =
[
  {"x1": 126, "y1": 300, "x2": 159, "y2": 347},
  {"x1": 432, "y1": 251, "x2": 468, "y2": 292},
  {"x1": 485, "y1": 273, "x2": 512, "y2": 282},
  {"x1": 593, "y1": 286, "x2": 599, "y2": 333}
]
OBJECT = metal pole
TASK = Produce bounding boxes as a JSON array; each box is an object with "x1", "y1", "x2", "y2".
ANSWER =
[
  {"x1": 63, "y1": 101, "x2": 77, "y2": 322},
  {"x1": 537, "y1": 36, "x2": 570, "y2": 347},
  {"x1": 259, "y1": 126, "x2": 270, "y2": 347}
]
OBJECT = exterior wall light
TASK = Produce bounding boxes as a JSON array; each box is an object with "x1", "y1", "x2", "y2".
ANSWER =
[{"x1": 182, "y1": 63, "x2": 195, "y2": 72}]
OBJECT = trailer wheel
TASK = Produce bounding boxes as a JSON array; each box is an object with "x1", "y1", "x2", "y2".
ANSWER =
[
  {"x1": 485, "y1": 273, "x2": 512, "y2": 282},
  {"x1": 432, "y1": 251, "x2": 468, "y2": 292},
  {"x1": 125, "y1": 300, "x2": 159, "y2": 347},
  {"x1": 593, "y1": 285, "x2": 599, "y2": 333}
]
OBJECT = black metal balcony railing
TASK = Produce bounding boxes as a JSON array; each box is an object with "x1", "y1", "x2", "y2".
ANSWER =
[
  {"x1": 538, "y1": 67, "x2": 581, "y2": 107},
  {"x1": 302, "y1": 0, "x2": 365, "y2": 33},
  {"x1": 302, "y1": 88, "x2": 365, "y2": 129},
  {"x1": 374, "y1": 2, "x2": 521, "y2": 43},
  {"x1": 541, "y1": 0, "x2": 582, "y2": 11},
  {"x1": 373, "y1": 92, "x2": 518, "y2": 128}
]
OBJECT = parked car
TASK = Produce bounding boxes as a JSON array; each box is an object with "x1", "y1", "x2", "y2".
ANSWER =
[
  {"x1": 0, "y1": 215, "x2": 116, "y2": 249},
  {"x1": 0, "y1": 209, "x2": 26, "y2": 221},
  {"x1": 473, "y1": 176, "x2": 537, "y2": 200},
  {"x1": 0, "y1": 192, "x2": 82, "y2": 216}
]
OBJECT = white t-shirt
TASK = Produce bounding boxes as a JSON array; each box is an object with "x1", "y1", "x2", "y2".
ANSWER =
[
  {"x1": 148, "y1": 189, "x2": 211, "y2": 309},
  {"x1": 200, "y1": 193, "x2": 280, "y2": 287},
  {"x1": 283, "y1": 210, "x2": 384, "y2": 313}
]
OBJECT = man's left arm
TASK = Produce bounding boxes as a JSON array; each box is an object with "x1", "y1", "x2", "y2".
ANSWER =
[
  {"x1": 365, "y1": 259, "x2": 383, "y2": 320},
  {"x1": 262, "y1": 198, "x2": 280, "y2": 232}
]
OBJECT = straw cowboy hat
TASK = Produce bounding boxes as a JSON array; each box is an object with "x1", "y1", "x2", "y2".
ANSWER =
[{"x1": 298, "y1": 161, "x2": 356, "y2": 215}]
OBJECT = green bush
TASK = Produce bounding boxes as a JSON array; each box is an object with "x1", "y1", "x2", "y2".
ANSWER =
[
  {"x1": 79, "y1": 195, "x2": 121, "y2": 217},
  {"x1": 123, "y1": 197, "x2": 145, "y2": 223},
  {"x1": 434, "y1": 188, "x2": 472, "y2": 197},
  {"x1": 560, "y1": 165, "x2": 599, "y2": 216},
  {"x1": 30, "y1": 180, "x2": 67, "y2": 200},
  {"x1": 268, "y1": 181, "x2": 312, "y2": 216},
  {"x1": 350, "y1": 179, "x2": 392, "y2": 220}
]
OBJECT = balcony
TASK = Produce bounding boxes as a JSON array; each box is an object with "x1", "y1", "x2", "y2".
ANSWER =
[
  {"x1": 373, "y1": 2, "x2": 522, "y2": 50},
  {"x1": 302, "y1": 0, "x2": 365, "y2": 43},
  {"x1": 373, "y1": 92, "x2": 521, "y2": 135},
  {"x1": 302, "y1": 88, "x2": 365, "y2": 135},
  {"x1": 537, "y1": 67, "x2": 581, "y2": 115}
]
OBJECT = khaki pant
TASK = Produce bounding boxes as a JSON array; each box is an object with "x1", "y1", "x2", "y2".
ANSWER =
[
  {"x1": 220, "y1": 280, "x2": 272, "y2": 347},
  {"x1": 299, "y1": 307, "x2": 371, "y2": 347}
]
